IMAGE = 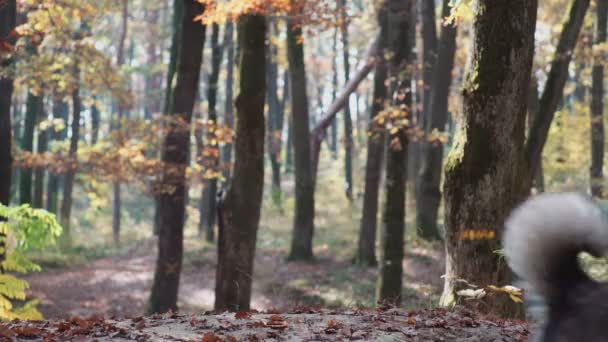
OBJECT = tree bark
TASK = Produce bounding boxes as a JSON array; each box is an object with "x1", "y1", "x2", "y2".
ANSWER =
[
  {"x1": 376, "y1": 0, "x2": 414, "y2": 306},
  {"x1": 527, "y1": 75, "x2": 544, "y2": 192},
  {"x1": 200, "y1": 23, "x2": 224, "y2": 242},
  {"x1": 330, "y1": 27, "x2": 339, "y2": 159},
  {"x1": 356, "y1": 51, "x2": 388, "y2": 267},
  {"x1": 266, "y1": 19, "x2": 284, "y2": 209},
  {"x1": 0, "y1": 0, "x2": 16, "y2": 209},
  {"x1": 415, "y1": 0, "x2": 457, "y2": 241},
  {"x1": 340, "y1": 0, "x2": 354, "y2": 200},
  {"x1": 20, "y1": 91, "x2": 42, "y2": 205},
  {"x1": 33, "y1": 96, "x2": 48, "y2": 209},
  {"x1": 419, "y1": 0, "x2": 437, "y2": 119},
  {"x1": 60, "y1": 65, "x2": 82, "y2": 249},
  {"x1": 440, "y1": 0, "x2": 537, "y2": 318},
  {"x1": 590, "y1": 0, "x2": 606, "y2": 198},
  {"x1": 525, "y1": 0, "x2": 590, "y2": 184},
  {"x1": 221, "y1": 21, "x2": 235, "y2": 183},
  {"x1": 214, "y1": 14, "x2": 266, "y2": 312},
  {"x1": 46, "y1": 98, "x2": 68, "y2": 214},
  {"x1": 147, "y1": 0, "x2": 206, "y2": 314},
  {"x1": 287, "y1": 10, "x2": 316, "y2": 261}
]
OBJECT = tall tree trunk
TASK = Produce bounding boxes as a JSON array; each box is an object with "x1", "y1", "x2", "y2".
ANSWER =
[
  {"x1": 33, "y1": 97, "x2": 48, "y2": 209},
  {"x1": 590, "y1": 0, "x2": 606, "y2": 198},
  {"x1": 155, "y1": 0, "x2": 185, "y2": 237},
  {"x1": 46, "y1": 98, "x2": 68, "y2": 214},
  {"x1": 376, "y1": 0, "x2": 414, "y2": 305},
  {"x1": 221, "y1": 21, "x2": 235, "y2": 182},
  {"x1": 90, "y1": 101, "x2": 100, "y2": 145},
  {"x1": 525, "y1": 0, "x2": 590, "y2": 184},
  {"x1": 440, "y1": 0, "x2": 537, "y2": 318},
  {"x1": 20, "y1": 91, "x2": 41, "y2": 205},
  {"x1": 415, "y1": 0, "x2": 457, "y2": 240},
  {"x1": 214, "y1": 14, "x2": 266, "y2": 312},
  {"x1": 145, "y1": 4, "x2": 161, "y2": 120},
  {"x1": 356, "y1": 46, "x2": 388, "y2": 267},
  {"x1": 527, "y1": 75, "x2": 544, "y2": 192},
  {"x1": 285, "y1": 109, "x2": 294, "y2": 174},
  {"x1": 201, "y1": 23, "x2": 224, "y2": 242},
  {"x1": 340, "y1": 0, "x2": 354, "y2": 200},
  {"x1": 147, "y1": 0, "x2": 206, "y2": 315},
  {"x1": 60, "y1": 65, "x2": 82, "y2": 249},
  {"x1": 330, "y1": 27, "x2": 339, "y2": 159},
  {"x1": 113, "y1": 0, "x2": 129, "y2": 246},
  {"x1": 287, "y1": 10, "x2": 316, "y2": 261},
  {"x1": 267, "y1": 19, "x2": 283, "y2": 209},
  {"x1": 0, "y1": 0, "x2": 16, "y2": 210},
  {"x1": 419, "y1": 0, "x2": 437, "y2": 119}
]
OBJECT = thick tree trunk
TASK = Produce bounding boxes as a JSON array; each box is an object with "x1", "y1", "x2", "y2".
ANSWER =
[
  {"x1": 590, "y1": 0, "x2": 606, "y2": 198},
  {"x1": 0, "y1": 0, "x2": 16, "y2": 209},
  {"x1": 214, "y1": 14, "x2": 266, "y2": 312},
  {"x1": 147, "y1": 0, "x2": 206, "y2": 314},
  {"x1": 415, "y1": 0, "x2": 457, "y2": 241},
  {"x1": 376, "y1": 0, "x2": 414, "y2": 306},
  {"x1": 20, "y1": 91, "x2": 42, "y2": 205},
  {"x1": 46, "y1": 98, "x2": 68, "y2": 214},
  {"x1": 440, "y1": 0, "x2": 537, "y2": 318},
  {"x1": 60, "y1": 66, "x2": 82, "y2": 248},
  {"x1": 33, "y1": 97, "x2": 48, "y2": 209},
  {"x1": 201, "y1": 23, "x2": 224, "y2": 242},
  {"x1": 340, "y1": 0, "x2": 354, "y2": 201},
  {"x1": 221, "y1": 22, "x2": 235, "y2": 182},
  {"x1": 287, "y1": 11, "x2": 316, "y2": 261},
  {"x1": 525, "y1": 0, "x2": 590, "y2": 184},
  {"x1": 356, "y1": 57, "x2": 388, "y2": 267}
]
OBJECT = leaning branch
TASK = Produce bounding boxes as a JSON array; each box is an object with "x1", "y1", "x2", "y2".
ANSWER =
[{"x1": 310, "y1": 32, "x2": 380, "y2": 183}]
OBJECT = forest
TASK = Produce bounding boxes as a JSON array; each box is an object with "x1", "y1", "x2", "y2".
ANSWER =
[{"x1": 0, "y1": 0, "x2": 606, "y2": 340}]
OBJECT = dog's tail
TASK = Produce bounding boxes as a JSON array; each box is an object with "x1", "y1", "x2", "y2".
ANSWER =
[{"x1": 503, "y1": 192, "x2": 608, "y2": 303}]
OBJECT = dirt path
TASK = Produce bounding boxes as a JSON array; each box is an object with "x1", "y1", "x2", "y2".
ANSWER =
[{"x1": 24, "y1": 238, "x2": 445, "y2": 319}]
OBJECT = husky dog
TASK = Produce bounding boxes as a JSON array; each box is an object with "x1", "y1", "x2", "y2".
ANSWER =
[{"x1": 503, "y1": 192, "x2": 608, "y2": 342}]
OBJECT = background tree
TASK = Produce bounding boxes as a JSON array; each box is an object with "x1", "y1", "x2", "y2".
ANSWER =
[
  {"x1": 340, "y1": 0, "x2": 355, "y2": 201},
  {"x1": 376, "y1": 0, "x2": 414, "y2": 305},
  {"x1": 440, "y1": 0, "x2": 537, "y2": 318},
  {"x1": 214, "y1": 14, "x2": 266, "y2": 312},
  {"x1": 0, "y1": 0, "x2": 16, "y2": 210},
  {"x1": 589, "y1": 0, "x2": 606, "y2": 198},
  {"x1": 415, "y1": 0, "x2": 458, "y2": 240},
  {"x1": 147, "y1": 0, "x2": 206, "y2": 314}
]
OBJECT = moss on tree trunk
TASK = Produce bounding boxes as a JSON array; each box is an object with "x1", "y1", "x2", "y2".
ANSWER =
[{"x1": 440, "y1": 0, "x2": 537, "y2": 318}]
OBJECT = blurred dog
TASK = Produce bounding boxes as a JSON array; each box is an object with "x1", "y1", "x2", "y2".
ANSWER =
[{"x1": 503, "y1": 192, "x2": 608, "y2": 342}]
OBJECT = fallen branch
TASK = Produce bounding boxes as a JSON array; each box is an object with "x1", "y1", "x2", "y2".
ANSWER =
[{"x1": 310, "y1": 32, "x2": 380, "y2": 184}]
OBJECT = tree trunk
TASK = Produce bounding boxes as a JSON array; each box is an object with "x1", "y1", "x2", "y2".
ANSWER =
[
  {"x1": 419, "y1": 0, "x2": 437, "y2": 119},
  {"x1": 356, "y1": 51, "x2": 388, "y2": 267},
  {"x1": 440, "y1": 0, "x2": 537, "y2": 318},
  {"x1": 376, "y1": 0, "x2": 414, "y2": 306},
  {"x1": 266, "y1": 19, "x2": 284, "y2": 209},
  {"x1": 33, "y1": 96, "x2": 48, "y2": 209},
  {"x1": 20, "y1": 91, "x2": 42, "y2": 205},
  {"x1": 91, "y1": 102, "x2": 100, "y2": 145},
  {"x1": 214, "y1": 14, "x2": 266, "y2": 312},
  {"x1": 527, "y1": 75, "x2": 544, "y2": 192},
  {"x1": 525, "y1": 0, "x2": 590, "y2": 184},
  {"x1": 200, "y1": 23, "x2": 224, "y2": 242},
  {"x1": 60, "y1": 65, "x2": 82, "y2": 249},
  {"x1": 0, "y1": 0, "x2": 16, "y2": 210},
  {"x1": 590, "y1": 0, "x2": 606, "y2": 198},
  {"x1": 113, "y1": 0, "x2": 129, "y2": 246},
  {"x1": 154, "y1": 0, "x2": 185, "y2": 237},
  {"x1": 147, "y1": 0, "x2": 206, "y2": 314},
  {"x1": 144, "y1": 4, "x2": 161, "y2": 120},
  {"x1": 415, "y1": 0, "x2": 457, "y2": 241},
  {"x1": 46, "y1": 98, "x2": 68, "y2": 214},
  {"x1": 287, "y1": 11, "x2": 316, "y2": 261},
  {"x1": 330, "y1": 27, "x2": 339, "y2": 159},
  {"x1": 221, "y1": 22, "x2": 235, "y2": 182},
  {"x1": 340, "y1": 0, "x2": 354, "y2": 200}
]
